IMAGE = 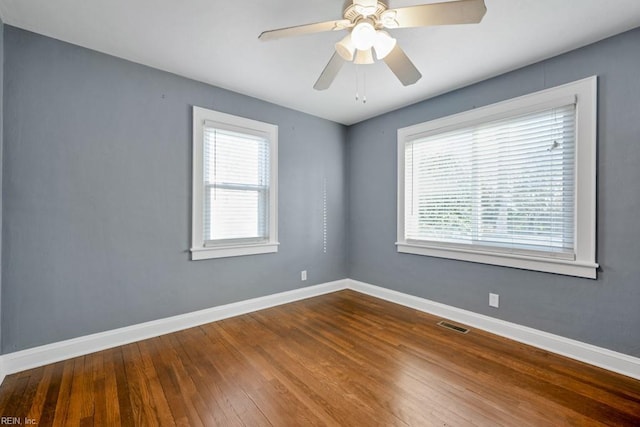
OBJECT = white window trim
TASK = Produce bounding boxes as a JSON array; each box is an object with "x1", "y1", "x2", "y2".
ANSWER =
[
  {"x1": 397, "y1": 76, "x2": 598, "y2": 279},
  {"x1": 191, "y1": 106, "x2": 279, "y2": 260}
]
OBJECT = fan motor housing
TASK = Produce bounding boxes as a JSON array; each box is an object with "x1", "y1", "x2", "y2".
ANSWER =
[{"x1": 343, "y1": 1, "x2": 388, "y2": 24}]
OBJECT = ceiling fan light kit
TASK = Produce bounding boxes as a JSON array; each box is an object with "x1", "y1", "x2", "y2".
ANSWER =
[
  {"x1": 259, "y1": 0, "x2": 487, "y2": 90},
  {"x1": 354, "y1": 48, "x2": 375, "y2": 65},
  {"x1": 336, "y1": 34, "x2": 356, "y2": 61},
  {"x1": 351, "y1": 19, "x2": 377, "y2": 50},
  {"x1": 373, "y1": 30, "x2": 396, "y2": 60}
]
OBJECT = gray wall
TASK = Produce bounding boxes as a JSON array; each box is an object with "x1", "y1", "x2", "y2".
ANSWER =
[
  {"x1": 348, "y1": 27, "x2": 640, "y2": 357},
  {"x1": 1, "y1": 26, "x2": 348, "y2": 352}
]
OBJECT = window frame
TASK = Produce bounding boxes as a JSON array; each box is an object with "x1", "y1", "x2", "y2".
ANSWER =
[
  {"x1": 191, "y1": 106, "x2": 278, "y2": 260},
  {"x1": 396, "y1": 76, "x2": 598, "y2": 278}
]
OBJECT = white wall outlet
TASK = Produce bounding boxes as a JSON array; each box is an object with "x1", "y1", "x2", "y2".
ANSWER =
[
  {"x1": 489, "y1": 293, "x2": 500, "y2": 308},
  {"x1": 301, "y1": 270, "x2": 307, "y2": 281}
]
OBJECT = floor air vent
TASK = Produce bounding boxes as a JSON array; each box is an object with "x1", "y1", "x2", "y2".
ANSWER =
[{"x1": 437, "y1": 320, "x2": 470, "y2": 334}]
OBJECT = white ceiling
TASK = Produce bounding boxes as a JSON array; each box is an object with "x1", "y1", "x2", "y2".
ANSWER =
[{"x1": 1, "y1": 1, "x2": 639, "y2": 125}]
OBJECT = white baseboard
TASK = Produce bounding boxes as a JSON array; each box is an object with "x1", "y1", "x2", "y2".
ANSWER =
[
  {"x1": 1, "y1": 277, "x2": 638, "y2": 385},
  {"x1": 0, "y1": 279, "x2": 348, "y2": 384},
  {"x1": 348, "y1": 279, "x2": 640, "y2": 381}
]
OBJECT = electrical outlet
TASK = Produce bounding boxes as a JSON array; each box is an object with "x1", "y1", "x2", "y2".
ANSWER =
[
  {"x1": 301, "y1": 270, "x2": 307, "y2": 281},
  {"x1": 489, "y1": 293, "x2": 499, "y2": 308}
]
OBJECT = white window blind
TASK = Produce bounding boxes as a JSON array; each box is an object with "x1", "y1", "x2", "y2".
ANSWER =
[
  {"x1": 192, "y1": 106, "x2": 278, "y2": 260},
  {"x1": 203, "y1": 125, "x2": 270, "y2": 245},
  {"x1": 404, "y1": 103, "x2": 576, "y2": 259}
]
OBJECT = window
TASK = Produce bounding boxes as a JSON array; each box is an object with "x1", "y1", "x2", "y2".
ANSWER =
[
  {"x1": 191, "y1": 106, "x2": 278, "y2": 260},
  {"x1": 397, "y1": 77, "x2": 598, "y2": 278}
]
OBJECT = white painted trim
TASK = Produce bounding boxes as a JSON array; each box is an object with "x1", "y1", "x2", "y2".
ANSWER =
[
  {"x1": 0, "y1": 280, "x2": 348, "y2": 382},
  {"x1": 191, "y1": 242, "x2": 279, "y2": 260},
  {"x1": 191, "y1": 106, "x2": 279, "y2": 261},
  {"x1": 396, "y1": 243, "x2": 598, "y2": 279},
  {"x1": 396, "y1": 76, "x2": 598, "y2": 279},
  {"x1": 1, "y1": 277, "x2": 638, "y2": 385},
  {"x1": 347, "y1": 279, "x2": 640, "y2": 380}
]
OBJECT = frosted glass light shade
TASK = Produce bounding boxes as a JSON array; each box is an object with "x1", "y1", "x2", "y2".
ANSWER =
[
  {"x1": 373, "y1": 30, "x2": 396, "y2": 60},
  {"x1": 351, "y1": 20, "x2": 376, "y2": 51},
  {"x1": 354, "y1": 48, "x2": 374, "y2": 65},
  {"x1": 335, "y1": 34, "x2": 356, "y2": 61}
]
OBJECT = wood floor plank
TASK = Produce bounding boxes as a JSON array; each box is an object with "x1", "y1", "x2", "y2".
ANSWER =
[
  {"x1": 36, "y1": 361, "x2": 66, "y2": 426},
  {"x1": 121, "y1": 342, "x2": 161, "y2": 427},
  {"x1": 51, "y1": 358, "x2": 77, "y2": 426},
  {"x1": 166, "y1": 327, "x2": 247, "y2": 425},
  {"x1": 102, "y1": 348, "x2": 123, "y2": 427},
  {"x1": 89, "y1": 352, "x2": 107, "y2": 427},
  {"x1": 64, "y1": 356, "x2": 88, "y2": 426},
  {"x1": 26, "y1": 364, "x2": 55, "y2": 422},
  {"x1": 213, "y1": 318, "x2": 334, "y2": 426},
  {"x1": 14, "y1": 367, "x2": 44, "y2": 420},
  {"x1": 2, "y1": 373, "x2": 30, "y2": 420},
  {"x1": 149, "y1": 333, "x2": 206, "y2": 426},
  {"x1": 112, "y1": 347, "x2": 135, "y2": 425},
  {"x1": 162, "y1": 331, "x2": 226, "y2": 426},
  {"x1": 199, "y1": 321, "x2": 284, "y2": 426},
  {"x1": 136, "y1": 340, "x2": 177, "y2": 427},
  {"x1": 0, "y1": 374, "x2": 18, "y2": 411},
  {"x1": 0, "y1": 290, "x2": 639, "y2": 426}
]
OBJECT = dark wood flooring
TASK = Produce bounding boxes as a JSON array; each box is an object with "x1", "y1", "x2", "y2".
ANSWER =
[{"x1": 0, "y1": 290, "x2": 639, "y2": 426}]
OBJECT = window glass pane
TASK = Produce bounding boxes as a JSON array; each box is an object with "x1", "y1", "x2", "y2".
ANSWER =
[
  {"x1": 203, "y1": 128, "x2": 269, "y2": 187},
  {"x1": 405, "y1": 104, "x2": 575, "y2": 256},
  {"x1": 203, "y1": 126, "x2": 270, "y2": 243},
  {"x1": 204, "y1": 187, "x2": 267, "y2": 241}
]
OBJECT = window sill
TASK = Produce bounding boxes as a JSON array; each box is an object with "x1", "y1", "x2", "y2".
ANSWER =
[
  {"x1": 191, "y1": 242, "x2": 279, "y2": 260},
  {"x1": 396, "y1": 242, "x2": 598, "y2": 279}
]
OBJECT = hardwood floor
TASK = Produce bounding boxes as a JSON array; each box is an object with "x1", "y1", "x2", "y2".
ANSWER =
[{"x1": 0, "y1": 290, "x2": 639, "y2": 426}]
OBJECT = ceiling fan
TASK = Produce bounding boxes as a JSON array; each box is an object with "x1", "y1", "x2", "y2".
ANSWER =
[{"x1": 259, "y1": 0, "x2": 487, "y2": 90}]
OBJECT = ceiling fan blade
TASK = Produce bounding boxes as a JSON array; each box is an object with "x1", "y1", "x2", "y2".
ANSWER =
[
  {"x1": 313, "y1": 52, "x2": 344, "y2": 91},
  {"x1": 259, "y1": 19, "x2": 351, "y2": 41},
  {"x1": 385, "y1": 0, "x2": 486, "y2": 29},
  {"x1": 383, "y1": 45, "x2": 422, "y2": 86}
]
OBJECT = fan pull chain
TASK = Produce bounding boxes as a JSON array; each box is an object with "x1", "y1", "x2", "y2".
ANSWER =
[
  {"x1": 354, "y1": 66, "x2": 367, "y2": 104},
  {"x1": 355, "y1": 66, "x2": 359, "y2": 102},
  {"x1": 363, "y1": 71, "x2": 367, "y2": 104}
]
